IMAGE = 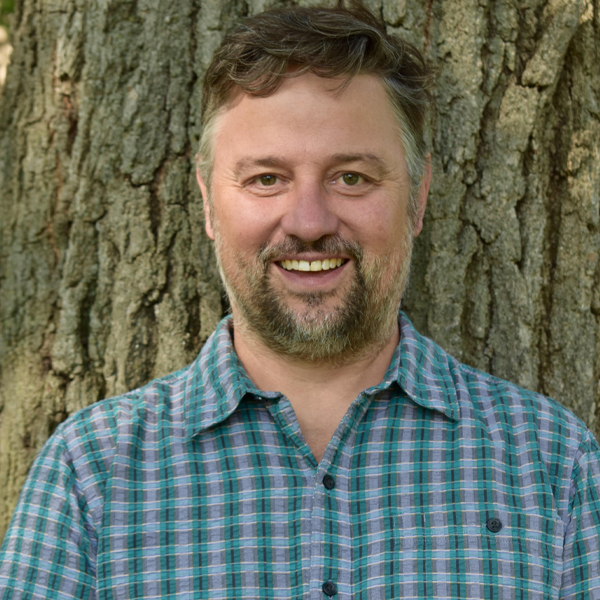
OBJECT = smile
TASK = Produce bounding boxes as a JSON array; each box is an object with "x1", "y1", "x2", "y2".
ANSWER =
[{"x1": 278, "y1": 258, "x2": 347, "y2": 272}]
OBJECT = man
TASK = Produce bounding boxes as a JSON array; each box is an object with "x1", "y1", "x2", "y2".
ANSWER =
[{"x1": 1, "y1": 3, "x2": 599, "y2": 599}]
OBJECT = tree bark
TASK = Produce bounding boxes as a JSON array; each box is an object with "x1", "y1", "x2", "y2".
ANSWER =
[{"x1": 0, "y1": 0, "x2": 598, "y2": 542}]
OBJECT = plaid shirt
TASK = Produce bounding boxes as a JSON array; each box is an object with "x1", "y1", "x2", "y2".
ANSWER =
[{"x1": 1, "y1": 312, "x2": 600, "y2": 599}]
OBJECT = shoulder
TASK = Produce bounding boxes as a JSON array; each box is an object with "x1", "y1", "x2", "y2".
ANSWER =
[
  {"x1": 41, "y1": 316, "x2": 234, "y2": 484},
  {"x1": 399, "y1": 312, "x2": 589, "y2": 441},
  {"x1": 400, "y1": 312, "x2": 596, "y2": 515},
  {"x1": 43, "y1": 362, "x2": 194, "y2": 505},
  {"x1": 56, "y1": 362, "x2": 194, "y2": 457},
  {"x1": 400, "y1": 312, "x2": 590, "y2": 443},
  {"x1": 443, "y1": 340, "x2": 596, "y2": 516},
  {"x1": 451, "y1": 355, "x2": 590, "y2": 446}
]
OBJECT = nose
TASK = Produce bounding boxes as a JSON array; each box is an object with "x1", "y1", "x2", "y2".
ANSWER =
[{"x1": 279, "y1": 180, "x2": 340, "y2": 242}]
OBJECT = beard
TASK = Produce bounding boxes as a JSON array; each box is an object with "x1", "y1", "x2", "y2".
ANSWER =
[{"x1": 213, "y1": 231, "x2": 413, "y2": 365}]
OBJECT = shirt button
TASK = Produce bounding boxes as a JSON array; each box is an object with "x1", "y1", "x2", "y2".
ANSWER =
[
  {"x1": 322, "y1": 474, "x2": 336, "y2": 490},
  {"x1": 486, "y1": 517, "x2": 503, "y2": 533},
  {"x1": 322, "y1": 580, "x2": 338, "y2": 596}
]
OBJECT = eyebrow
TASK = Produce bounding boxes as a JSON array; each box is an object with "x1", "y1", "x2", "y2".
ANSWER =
[
  {"x1": 329, "y1": 153, "x2": 391, "y2": 177},
  {"x1": 233, "y1": 156, "x2": 288, "y2": 177},
  {"x1": 234, "y1": 153, "x2": 390, "y2": 176},
  {"x1": 330, "y1": 153, "x2": 387, "y2": 166}
]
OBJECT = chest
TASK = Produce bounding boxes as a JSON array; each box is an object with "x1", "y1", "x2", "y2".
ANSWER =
[{"x1": 96, "y1": 401, "x2": 565, "y2": 599}]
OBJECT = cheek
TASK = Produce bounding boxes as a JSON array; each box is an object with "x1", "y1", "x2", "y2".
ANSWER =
[
  {"x1": 344, "y1": 203, "x2": 408, "y2": 255},
  {"x1": 213, "y1": 195, "x2": 280, "y2": 252}
]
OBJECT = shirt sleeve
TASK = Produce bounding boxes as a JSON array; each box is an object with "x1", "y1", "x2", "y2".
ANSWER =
[
  {"x1": 561, "y1": 433, "x2": 600, "y2": 599},
  {"x1": 0, "y1": 429, "x2": 97, "y2": 599}
]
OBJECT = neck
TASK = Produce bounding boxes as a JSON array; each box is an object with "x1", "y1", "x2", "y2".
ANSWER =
[
  {"x1": 234, "y1": 320, "x2": 399, "y2": 392},
  {"x1": 231, "y1": 311, "x2": 400, "y2": 462}
]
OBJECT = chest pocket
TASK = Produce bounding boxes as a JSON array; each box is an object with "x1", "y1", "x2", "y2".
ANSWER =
[{"x1": 396, "y1": 510, "x2": 565, "y2": 600}]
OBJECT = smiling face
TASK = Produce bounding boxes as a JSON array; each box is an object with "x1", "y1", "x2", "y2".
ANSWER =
[{"x1": 197, "y1": 73, "x2": 429, "y2": 363}]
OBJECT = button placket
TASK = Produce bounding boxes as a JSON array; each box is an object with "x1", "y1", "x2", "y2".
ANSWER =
[{"x1": 309, "y1": 396, "x2": 368, "y2": 599}]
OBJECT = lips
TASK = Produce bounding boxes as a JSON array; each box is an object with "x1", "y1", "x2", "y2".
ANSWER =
[{"x1": 278, "y1": 258, "x2": 347, "y2": 272}]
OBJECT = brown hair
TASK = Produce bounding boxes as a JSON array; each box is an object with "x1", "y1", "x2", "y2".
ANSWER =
[{"x1": 197, "y1": 1, "x2": 434, "y2": 220}]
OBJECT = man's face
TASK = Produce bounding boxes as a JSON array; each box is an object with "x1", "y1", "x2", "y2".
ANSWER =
[{"x1": 197, "y1": 73, "x2": 429, "y2": 363}]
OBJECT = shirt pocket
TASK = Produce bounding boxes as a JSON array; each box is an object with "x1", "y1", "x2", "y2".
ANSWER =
[{"x1": 396, "y1": 509, "x2": 565, "y2": 600}]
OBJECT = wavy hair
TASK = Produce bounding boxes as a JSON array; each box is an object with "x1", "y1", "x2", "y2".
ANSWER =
[{"x1": 197, "y1": 1, "x2": 434, "y2": 222}]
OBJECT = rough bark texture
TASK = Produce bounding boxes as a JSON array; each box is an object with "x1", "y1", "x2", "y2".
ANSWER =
[{"x1": 0, "y1": 0, "x2": 598, "y2": 541}]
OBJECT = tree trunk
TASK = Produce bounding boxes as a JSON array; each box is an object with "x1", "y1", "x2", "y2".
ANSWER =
[{"x1": 0, "y1": 0, "x2": 598, "y2": 542}]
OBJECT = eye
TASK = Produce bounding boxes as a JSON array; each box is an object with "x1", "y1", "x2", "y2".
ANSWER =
[
  {"x1": 341, "y1": 172, "x2": 362, "y2": 186},
  {"x1": 329, "y1": 171, "x2": 376, "y2": 196},
  {"x1": 258, "y1": 174, "x2": 278, "y2": 186},
  {"x1": 244, "y1": 172, "x2": 287, "y2": 196}
]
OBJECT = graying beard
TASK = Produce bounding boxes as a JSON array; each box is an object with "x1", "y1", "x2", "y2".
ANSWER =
[{"x1": 215, "y1": 233, "x2": 412, "y2": 365}]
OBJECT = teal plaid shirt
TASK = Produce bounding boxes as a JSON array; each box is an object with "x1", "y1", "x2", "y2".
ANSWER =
[{"x1": 1, "y1": 312, "x2": 600, "y2": 599}]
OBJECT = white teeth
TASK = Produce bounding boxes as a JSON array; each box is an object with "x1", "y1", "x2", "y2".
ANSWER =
[{"x1": 279, "y1": 258, "x2": 345, "y2": 272}]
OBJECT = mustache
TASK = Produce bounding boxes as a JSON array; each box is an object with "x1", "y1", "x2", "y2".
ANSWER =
[{"x1": 257, "y1": 235, "x2": 364, "y2": 271}]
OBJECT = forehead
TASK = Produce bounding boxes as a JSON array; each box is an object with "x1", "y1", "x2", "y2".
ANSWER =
[{"x1": 212, "y1": 73, "x2": 405, "y2": 167}]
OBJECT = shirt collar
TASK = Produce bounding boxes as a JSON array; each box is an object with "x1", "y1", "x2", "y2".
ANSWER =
[
  {"x1": 183, "y1": 316, "x2": 279, "y2": 438},
  {"x1": 391, "y1": 312, "x2": 460, "y2": 422},
  {"x1": 184, "y1": 311, "x2": 459, "y2": 438}
]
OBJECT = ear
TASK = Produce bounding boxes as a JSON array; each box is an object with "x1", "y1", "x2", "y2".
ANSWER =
[
  {"x1": 196, "y1": 168, "x2": 215, "y2": 240},
  {"x1": 412, "y1": 156, "x2": 431, "y2": 237}
]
